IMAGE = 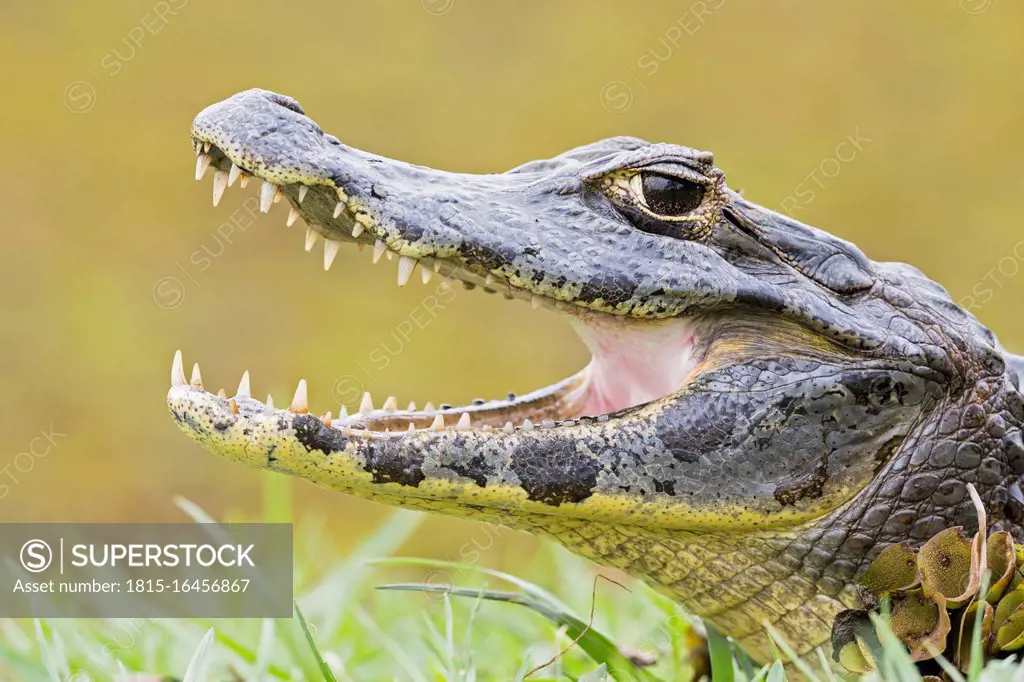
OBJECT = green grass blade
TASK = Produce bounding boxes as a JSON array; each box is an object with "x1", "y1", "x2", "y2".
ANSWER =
[
  {"x1": 294, "y1": 601, "x2": 338, "y2": 682},
  {"x1": 968, "y1": 572, "x2": 991, "y2": 681},
  {"x1": 377, "y1": 583, "x2": 661, "y2": 682},
  {"x1": 814, "y1": 647, "x2": 838, "y2": 682},
  {"x1": 580, "y1": 663, "x2": 611, "y2": 681},
  {"x1": 763, "y1": 623, "x2": 822, "y2": 682},
  {"x1": 764, "y1": 660, "x2": 786, "y2": 682},
  {"x1": 210, "y1": 627, "x2": 291, "y2": 680},
  {"x1": 32, "y1": 620, "x2": 62, "y2": 682},
  {"x1": 181, "y1": 628, "x2": 216, "y2": 682},
  {"x1": 253, "y1": 618, "x2": 276, "y2": 680},
  {"x1": 369, "y1": 557, "x2": 573, "y2": 612},
  {"x1": 705, "y1": 625, "x2": 735, "y2": 682}
]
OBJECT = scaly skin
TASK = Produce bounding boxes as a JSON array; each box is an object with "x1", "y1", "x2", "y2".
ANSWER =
[{"x1": 168, "y1": 89, "x2": 1024, "y2": 668}]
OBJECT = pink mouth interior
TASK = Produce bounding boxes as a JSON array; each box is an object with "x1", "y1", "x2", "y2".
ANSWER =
[{"x1": 569, "y1": 313, "x2": 699, "y2": 416}]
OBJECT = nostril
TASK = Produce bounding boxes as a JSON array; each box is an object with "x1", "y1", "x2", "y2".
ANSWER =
[{"x1": 264, "y1": 92, "x2": 305, "y2": 116}]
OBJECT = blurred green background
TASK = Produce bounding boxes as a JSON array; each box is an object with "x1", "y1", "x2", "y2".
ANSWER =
[{"x1": 1, "y1": 1, "x2": 1021, "y2": 567}]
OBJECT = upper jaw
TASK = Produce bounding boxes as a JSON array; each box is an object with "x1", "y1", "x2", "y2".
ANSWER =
[{"x1": 191, "y1": 89, "x2": 757, "y2": 320}]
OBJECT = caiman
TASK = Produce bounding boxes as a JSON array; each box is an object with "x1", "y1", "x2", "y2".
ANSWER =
[{"x1": 167, "y1": 89, "x2": 1024, "y2": 670}]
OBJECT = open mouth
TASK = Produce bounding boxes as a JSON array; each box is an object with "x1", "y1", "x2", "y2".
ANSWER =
[{"x1": 176, "y1": 140, "x2": 705, "y2": 438}]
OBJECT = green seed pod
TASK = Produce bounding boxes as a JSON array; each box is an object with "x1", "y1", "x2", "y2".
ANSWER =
[
  {"x1": 838, "y1": 637, "x2": 876, "y2": 673},
  {"x1": 993, "y1": 589, "x2": 1024, "y2": 634},
  {"x1": 918, "y1": 527, "x2": 983, "y2": 608},
  {"x1": 889, "y1": 591, "x2": 951, "y2": 661},
  {"x1": 859, "y1": 542, "x2": 920, "y2": 598},
  {"x1": 986, "y1": 532, "x2": 1017, "y2": 603},
  {"x1": 995, "y1": 607, "x2": 1024, "y2": 651}
]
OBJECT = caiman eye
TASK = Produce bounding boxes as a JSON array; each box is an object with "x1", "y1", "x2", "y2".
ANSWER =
[{"x1": 633, "y1": 172, "x2": 705, "y2": 216}]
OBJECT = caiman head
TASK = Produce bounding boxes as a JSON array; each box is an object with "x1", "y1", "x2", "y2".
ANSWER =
[{"x1": 169, "y1": 89, "x2": 1024, "y2": 665}]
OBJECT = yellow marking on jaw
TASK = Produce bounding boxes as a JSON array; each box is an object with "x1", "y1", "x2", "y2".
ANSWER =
[{"x1": 169, "y1": 386, "x2": 850, "y2": 533}]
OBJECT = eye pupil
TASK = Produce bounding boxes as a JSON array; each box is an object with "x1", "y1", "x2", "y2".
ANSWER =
[{"x1": 641, "y1": 173, "x2": 704, "y2": 216}]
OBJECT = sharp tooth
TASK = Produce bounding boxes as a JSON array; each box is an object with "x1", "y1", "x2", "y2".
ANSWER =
[
  {"x1": 287, "y1": 207, "x2": 300, "y2": 227},
  {"x1": 433, "y1": 262, "x2": 442, "y2": 273},
  {"x1": 260, "y1": 182, "x2": 278, "y2": 213},
  {"x1": 420, "y1": 267, "x2": 433, "y2": 284},
  {"x1": 324, "y1": 240, "x2": 341, "y2": 270},
  {"x1": 171, "y1": 350, "x2": 186, "y2": 386},
  {"x1": 239, "y1": 175, "x2": 250, "y2": 189},
  {"x1": 212, "y1": 170, "x2": 229, "y2": 206},
  {"x1": 407, "y1": 401, "x2": 417, "y2": 411},
  {"x1": 217, "y1": 389, "x2": 227, "y2": 398},
  {"x1": 456, "y1": 413, "x2": 471, "y2": 430},
  {"x1": 236, "y1": 371, "x2": 251, "y2": 399},
  {"x1": 503, "y1": 421, "x2": 514, "y2": 434},
  {"x1": 289, "y1": 379, "x2": 308, "y2": 413},
  {"x1": 372, "y1": 240, "x2": 387, "y2": 264},
  {"x1": 359, "y1": 392, "x2": 374, "y2": 414},
  {"x1": 333, "y1": 202, "x2": 344, "y2": 218},
  {"x1": 202, "y1": 141, "x2": 211, "y2": 153},
  {"x1": 531, "y1": 295, "x2": 543, "y2": 310},
  {"x1": 485, "y1": 273, "x2": 496, "y2": 286},
  {"x1": 385, "y1": 251, "x2": 394, "y2": 261},
  {"x1": 273, "y1": 188, "x2": 283, "y2": 204},
  {"x1": 351, "y1": 223, "x2": 365, "y2": 239},
  {"x1": 424, "y1": 402, "x2": 436, "y2": 412},
  {"x1": 338, "y1": 405, "x2": 349, "y2": 420},
  {"x1": 227, "y1": 163, "x2": 242, "y2": 187},
  {"x1": 227, "y1": 398, "x2": 239, "y2": 414},
  {"x1": 298, "y1": 186, "x2": 308, "y2": 203},
  {"x1": 397, "y1": 256, "x2": 417, "y2": 286},
  {"x1": 266, "y1": 394, "x2": 275, "y2": 411},
  {"x1": 305, "y1": 227, "x2": 320, "y2": 251},
  {"x1": 323, "y1": 411, "x2": 332, "y2": 428},
  {"x1": 195, "y1": 154, "x2": 212, "y2": 181},
  {"x1": 189, "y1": 363, "x2": 203, "y2": 388},
  {"x1": 382, "y1": 396, "x2": 398, "y2": 411},
  {"x1": 521, "y1": 418, "x2": 534, "y2": 431},
  {"x1": 430, "y1": 414, "x2": 445, "y2": 430},
  {"x1": 407, "y1": 422, "x2": 416, "y2": 433}
]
